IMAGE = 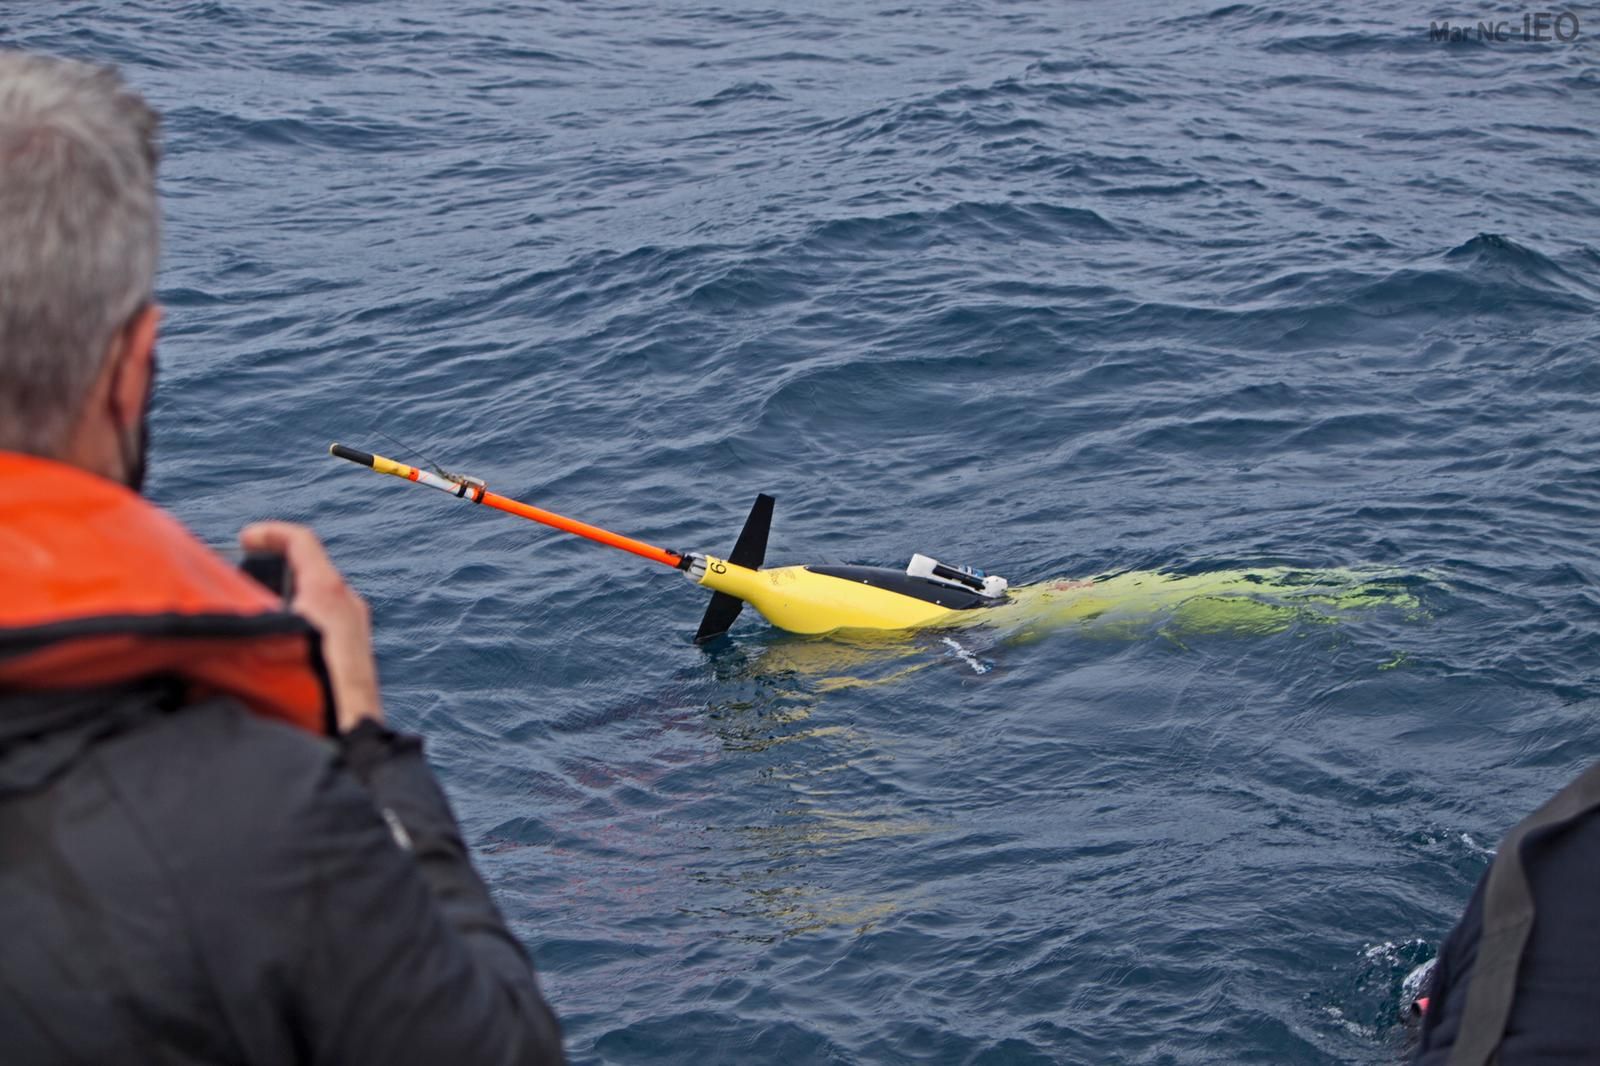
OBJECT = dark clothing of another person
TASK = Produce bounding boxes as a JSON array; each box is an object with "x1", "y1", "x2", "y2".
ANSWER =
[
  {"x1": 1412, "y1": 761, "x2": 1600, "y2": 1064},
  {"x1": 0, "y1": 680, "x2": 564, "y2": 1065}
]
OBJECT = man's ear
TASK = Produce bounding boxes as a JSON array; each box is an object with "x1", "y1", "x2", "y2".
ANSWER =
[{"x1": 107, "y1": 302, "x2": 162, "y2": 428}]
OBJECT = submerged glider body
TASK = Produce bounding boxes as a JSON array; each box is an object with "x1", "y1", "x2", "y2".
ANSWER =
[
  {"x1": 696, "y1": 558, "x2": 1417, "y2": 643},
  {"x1": 328, "y1": 444, "x2": 1418, "y2": 643}
]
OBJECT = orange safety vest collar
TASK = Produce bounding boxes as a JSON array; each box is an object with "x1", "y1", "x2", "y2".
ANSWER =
[{"x1": 0, "y1": 451, "x2": 333, "y2": 735}]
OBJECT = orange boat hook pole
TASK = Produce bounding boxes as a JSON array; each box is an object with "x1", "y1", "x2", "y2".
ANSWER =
[{"x1": 329, "y1": 443, "x2": 687, "y2": 570}]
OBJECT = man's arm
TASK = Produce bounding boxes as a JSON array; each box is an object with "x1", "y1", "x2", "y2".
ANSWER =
[
  {"x1": 284, "y1": 728, "x2": 563, "y2": 1066},
  {"x1": 236, "y1": 522, "x2": 564, "y2": 1064},
  {"x1": 1411, "y1": 879, "x2": 1481, "y2": 1063}
]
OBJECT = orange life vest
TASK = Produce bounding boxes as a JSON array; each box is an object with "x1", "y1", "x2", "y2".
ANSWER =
[{"x1": 0, "y1": 451, "x2": 332, "y2": 734}]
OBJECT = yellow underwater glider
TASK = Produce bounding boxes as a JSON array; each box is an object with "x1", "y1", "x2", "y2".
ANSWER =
[{"x1": 328, "y1": 443, "x2": 1416, "y2": 642}]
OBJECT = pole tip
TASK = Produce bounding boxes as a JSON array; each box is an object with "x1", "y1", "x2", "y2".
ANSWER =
[{"x1": 329, "y1": 443, "x2": 377, "y2": 468}]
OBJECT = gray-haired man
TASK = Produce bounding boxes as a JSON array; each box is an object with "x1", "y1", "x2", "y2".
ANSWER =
[{"x1": 0, "y1": 52, "x2": 565, "y2": 1065}]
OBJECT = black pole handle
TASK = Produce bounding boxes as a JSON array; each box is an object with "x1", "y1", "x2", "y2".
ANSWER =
[{"x1": 329, "y1": 443, "x2": 376, "y2": 468}]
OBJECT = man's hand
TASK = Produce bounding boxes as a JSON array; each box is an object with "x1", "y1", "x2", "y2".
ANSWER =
[{"x1": 240, "y1": 522, "x2": 383, "y2": 732}]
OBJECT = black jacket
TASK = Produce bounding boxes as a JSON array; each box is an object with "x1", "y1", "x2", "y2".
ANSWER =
[
  {"x1": 0, "y1": 680, "x2": 564, "y2": 1065},
  {"x1": 1413, "y1": 763, "x2": 1600, "y2": 1064}
]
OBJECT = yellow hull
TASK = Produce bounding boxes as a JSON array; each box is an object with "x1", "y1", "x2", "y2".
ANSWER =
[{"x1": 697, "y1": 557, "x2": 968, "y2": 635}]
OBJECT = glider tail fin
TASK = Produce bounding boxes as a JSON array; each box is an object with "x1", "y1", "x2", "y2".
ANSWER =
[{"x1": 693, "y1": 493, "x2": 774, "y2": 643}]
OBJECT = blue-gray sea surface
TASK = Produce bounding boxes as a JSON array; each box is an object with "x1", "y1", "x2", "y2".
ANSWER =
[{"x1": 12, "y1": 2, "x2": 1600, "y2": 1062}]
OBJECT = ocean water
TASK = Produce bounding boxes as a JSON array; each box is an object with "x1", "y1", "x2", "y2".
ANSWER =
[{"x1": 11, "y1": 1, "x2": 1600, "y2": 1062}]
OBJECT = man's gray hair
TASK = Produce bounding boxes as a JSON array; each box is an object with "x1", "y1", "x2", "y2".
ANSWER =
[{"x1": 0, "y1": 52, "x2": 160, "y2": 455}]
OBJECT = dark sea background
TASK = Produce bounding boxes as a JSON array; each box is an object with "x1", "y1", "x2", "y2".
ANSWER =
[{"x1": 12, "y1": 1, "x2": 1600, "y2": 1062}]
